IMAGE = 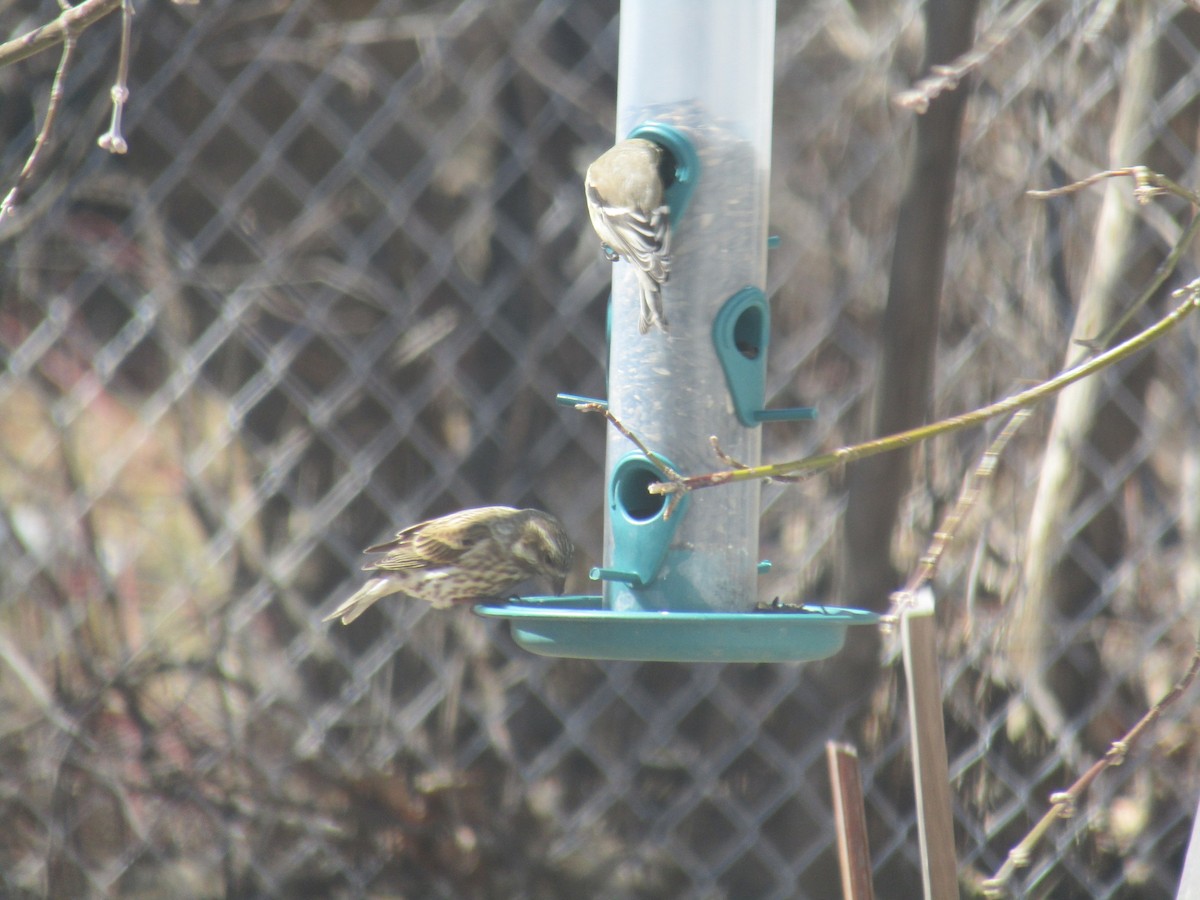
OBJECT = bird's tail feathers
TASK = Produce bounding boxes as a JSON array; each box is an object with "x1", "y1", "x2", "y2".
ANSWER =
[
  {"x1": 637, "y1": 278, "x2": 668, "y2": 333},
  {"x1": 323, "y1": 578, "x2": 397, "y2": 625}
]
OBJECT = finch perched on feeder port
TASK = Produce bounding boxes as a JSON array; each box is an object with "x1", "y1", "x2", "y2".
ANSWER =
[
  {"x1": 585, "y1": 138, "x2": 672, "y2": 333},
  {"x1": 323, "y1": 507, "x2": 574, "y2": 625}
]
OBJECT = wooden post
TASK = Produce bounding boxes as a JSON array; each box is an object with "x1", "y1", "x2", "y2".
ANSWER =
[
  {"x1": 826, "y1": 740, "x2": 875, "y2": 900},
  {"x1": 901, "y1": 587, "x2": 957, "y2": 899}
]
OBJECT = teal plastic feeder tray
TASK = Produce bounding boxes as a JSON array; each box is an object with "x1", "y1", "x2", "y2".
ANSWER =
[{"x1": 476, "y1": 597, "x2": 879, "y2": 663}]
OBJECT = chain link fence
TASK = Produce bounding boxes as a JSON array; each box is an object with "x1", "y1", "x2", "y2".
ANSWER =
[{"x1": 1, "y1": 1, "x2": 1198, "y2": 897}]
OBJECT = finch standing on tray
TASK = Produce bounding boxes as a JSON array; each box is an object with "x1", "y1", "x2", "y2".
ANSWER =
[
  {"x1": 324, "y1": 507, "x2": 573, "y2": 625},
  {"x1": 585, "y1": 138, "x2": 672, "y2": 334}
]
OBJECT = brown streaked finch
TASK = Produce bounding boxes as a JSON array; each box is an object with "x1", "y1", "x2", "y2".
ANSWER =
[
  {"x1": 585, "y1": 138, "x2": 672, "y2": 333},
  {"x1": 323, "y1": 506, "x2": 574, "y2": 625}
]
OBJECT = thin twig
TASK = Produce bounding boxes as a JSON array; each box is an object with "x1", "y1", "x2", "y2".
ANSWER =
[
  {"x1": 1028, "y1": 167, "x2": 1200, "y2": 352},
  {"x1": 0, "y1": 0, "x2": 128, "y2": 221},
  {"x1": 97, "y1": 0, "x2": 135, "y2": 155},
  {"x1": 0, "y1": 29, "x2": 76, "y2": 223},
  {"x1": 574, "y1": 403, "x2": 680, "y2": 481},
  {"x1": 884, "y1": 409, "x2": 1030, "y2": 627},
  {"x1": 980, "y1": 645, "x2": 1200, "y2": 897},
  {"x1": 709, "y1": 435, "x2": 801, "y2": 483},
  {"x1": 0, "y1": 0, "x2": 120, "y2": 68},
  {"x1": 574, "y1": 402, "x2": 688, "y2": 518},
  {"x1": 1078, "y1": 210, "x2": 1200, "y2": 352},
  {"x1": 649, "y1": 283, "x2": 1200, "y2": 497},
  {"x1": 895, "y1": 0, "x2": 1047, "y2": 113},
  {"x1": 1027, "y1": 165, "x2": 1200, "y2": 205}
]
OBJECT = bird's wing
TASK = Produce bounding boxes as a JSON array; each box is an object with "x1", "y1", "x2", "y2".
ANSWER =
[
  {"x1": 630, "y1": 205, "x2": 670, "y2": 282},
  {"x1": 363, "y1": 506, "x2": 516, "y2": 571},
  {"x1": 588, "y1": 186, "x2": 670, "y2": 283}
]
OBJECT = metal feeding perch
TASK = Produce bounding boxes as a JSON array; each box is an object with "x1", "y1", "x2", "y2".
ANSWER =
[{"x1": 477, "y1": 0, "x2": 877, "y2": 662}]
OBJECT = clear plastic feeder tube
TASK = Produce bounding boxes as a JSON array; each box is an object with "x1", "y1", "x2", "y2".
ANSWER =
[{"x1": 603, "y1": 0, "x2": 777, "y2": 612}]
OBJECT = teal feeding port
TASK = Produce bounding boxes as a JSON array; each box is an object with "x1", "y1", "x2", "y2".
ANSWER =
[
  {"x1": 477, "y1": 0, "x2": 878, "y2": 662},
  {"x1": 714, "y1": 288, "x2": 818, "y2": 427},
  {"x1": 627, "y1": 121, "x2": 700, "y2": 229},
  {"x1": 591, "y1": 452, "x2": 689, "y2": 586}
]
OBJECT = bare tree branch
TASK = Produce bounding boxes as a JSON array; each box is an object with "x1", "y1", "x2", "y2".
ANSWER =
[
  {"x1": 0, "y1": 0, "x2": 120, "y2": 68},
  {"x1": 0, "y1": 0, "x2": 125, "y2": 223},
  {"x1": 0, "y1": 31, "x2": 76, "y2": 222},
  {"x1": 980, "y1": 645, "x2": 1200, "y2": 897},
  {"x1": 649, "y1": 282, "x2": 1200, "y2": 496},
  {"x1": 884, "y1": 409, "x2": 1030, "y2": 626}
]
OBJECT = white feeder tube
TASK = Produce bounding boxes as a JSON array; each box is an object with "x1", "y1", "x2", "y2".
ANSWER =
[{"x1": 604, "y1": 0, "x2": 777, "y2": 612}]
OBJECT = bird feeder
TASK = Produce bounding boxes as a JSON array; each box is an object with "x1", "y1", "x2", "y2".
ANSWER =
[{"x1": 478, "y1": 0, "x2": 877, "y2": 661}]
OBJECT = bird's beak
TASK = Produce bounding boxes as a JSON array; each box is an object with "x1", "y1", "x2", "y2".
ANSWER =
[{"x1": 552, "y1": 574, "x2": 568, "y2": 596}]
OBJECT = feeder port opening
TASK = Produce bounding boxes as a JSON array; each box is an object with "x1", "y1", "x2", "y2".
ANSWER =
[
  {"x1": 734, "y1": 303, "x2": 764, "y2": 359},
  {"x1": 614, "y1": 458, "x2": 668, "y2": 522}
]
